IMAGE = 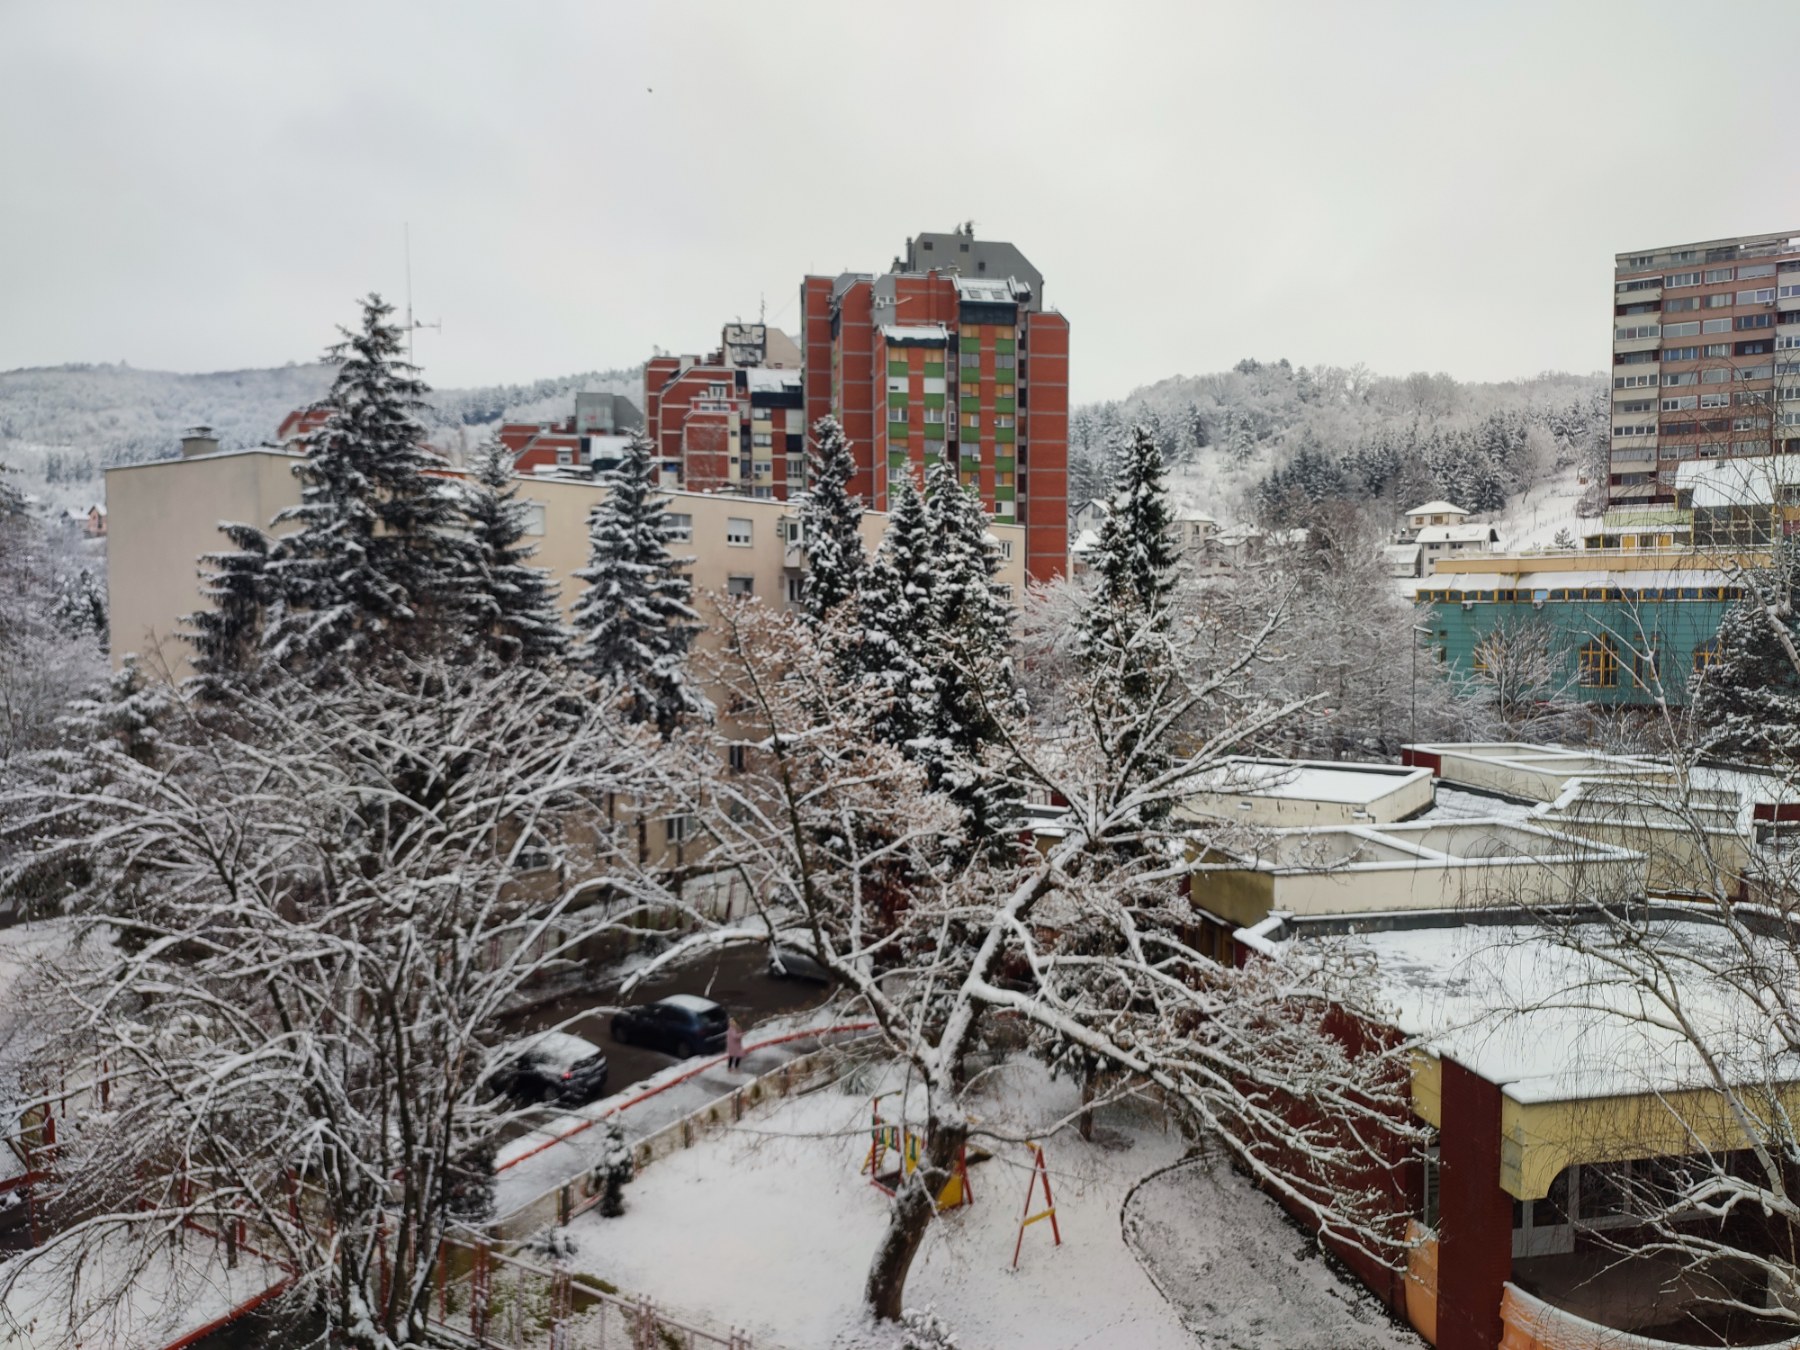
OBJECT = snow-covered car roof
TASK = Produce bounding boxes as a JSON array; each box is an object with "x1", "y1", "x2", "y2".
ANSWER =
[
  {"x1": 517, "y1": 1030, "x2": 604, "y2": 1069},
  {"x1": 658, "y1": 993, "x2": 723, "y2": 1015}
]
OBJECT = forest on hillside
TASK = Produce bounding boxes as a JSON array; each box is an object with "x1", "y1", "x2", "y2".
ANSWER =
[
  {"x1": 1071, "y1": 358, "x2": 1610, "y2": 528},
  {"x1": 0, "y1": 361, "x2": 641, "y2": 514}
]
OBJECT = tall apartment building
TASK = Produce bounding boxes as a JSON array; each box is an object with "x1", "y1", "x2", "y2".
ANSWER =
[
  {"x1": 802, "y1": 227, "x2": 1070, "y2": 581},
  {"x1": 1610, "y1": 228, "x2": 1800, "y2": 507}
]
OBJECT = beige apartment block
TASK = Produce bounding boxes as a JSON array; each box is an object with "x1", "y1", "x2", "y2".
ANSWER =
[{"x1": 104, "y1": 449, "x2": 1029, "y2": 679}]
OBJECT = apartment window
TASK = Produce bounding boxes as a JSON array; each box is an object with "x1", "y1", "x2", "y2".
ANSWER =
[
  {"x1": 923, "y1": 406, "x2": 946, "y2": 424},
  {"x1": 726, "y1": 516, "x2": 753, "y2": 546},
  {"x1": 1616, "y1": 399, "x2": 1655, "y2": 413},
  {"x1": 1624, "y1": 254, "x2": 1656, "y2": 268},
  {"x1": 664, "y1": 512, "x2": 693, "y2": 542},
  {"x1": 922, "y1": 377, "x2": 946, "y2": 395},
  {"x1": 1702, "y1": 318, "x2": 1732, "y2": 334},
  {"x1": 520, "y1": 501, "x2": 547, "y2": 537},
  {"x1": 1706, "y1": 293, "x2": 1733, "y2": 308},
  {"x1": 996, "y1": 538, "x2": 1013, "y2": 561},
  {"x1": 1740, "y1": 263, "x2": 1777, "y2": 280},
  {"x1": 1661, "y1": 296, "x2": 1696, "y2": 313},
  {"x1": 1781, "y1": 284, "x2": 1800, "y2": 300},
  {"x1": 1579, "y1": 639, "x2": 1618, "y2": 688},
  {"x1": 1614, "y1": 374, "x2": 1657, "y2": 389},
  {"x1": 1738, "y1": 313, "x2": 1774, "y2": 330},
  {"x1": 1780, "y1": 335, "x2": 1800, "y2": 351},
  {"x1": 887, "y1": 376, "x2": 908, "y2": 394},
  {"x1": 1666, "y1": 271, "x2": 1700, "y2": 287},
  {"x1": 1739, "y1": 364, "x2": 1774, "y2": 380},
  {"x1": 1734, "y1": 416, "x2": 1769, "y2": 432},
  {"x1": 996, "y1": 354, "x2": 1017, "y2": 370},
  {"x1": 1616, "y1": 350, "x2": 1656, "y2": 365},
  {"x1": 1661, "y1": 322, "x2": 1698, "y2": 338},
  {"x1": 1735, "y1": 389, "x2": 1770, "y2": 406},
  {"x1": 1661, "y1": 396, "x2": 1697, "y2": 411},
  {"x1": 1693, "y1": 639, "x2": 1721, "y2": 674},
  {"x1": 961, "y1": 411, "x2": 980, "y2": 429},
  {"x1": 1663, "y1": 371, "x2": 1697, "y2": 386},
  {"x1": 708, "y1": 383, "x2": 729, "y2": 398},
  {"x1": 1615, "y1": 324, "x2": 1660, "y2": 340},
  {"x1": 1663, "y1": 345, "x2": 1699, "y2": 362},
  {"x1": 785, "y1": 574, "x2": 805, "y2": 604},
  {"x1": 727, "y1": 743, "x2": 747, "y2": 774},
  {"x1": 1703, "y1": 343, "x2": 1731, "y2": 357},
  {"x1": 726, "y1": 574, "x2": 754, "y2": 597},
  {"x1": 995, "y1": 415, "x2": 1016, "y2": 429},
  {"x1": 1703, "y1": 268, "x2": 1734, "y2": 284},
  {"x1": 752, "y1": 432, "x2": 772, "y2": 447},
  {"x1": 1612, "y1": 424, "x2": 1656, "y2": 437},
  {"x1": 1703, "y1": 368, "x2": 1730, "y2": 383},
  {"x1": 1701, "y1": 391, "x2": 1730, "y2": 408},
  {"x1": 1738, "y1": 340, "x2": 1773, "y2": 356},
  {"x1": 1739, "y1": 288, "x2": 1777, "y2": 306},
  {"x1": 959, "y1": 351, "x2": 980, "y2": 368}
]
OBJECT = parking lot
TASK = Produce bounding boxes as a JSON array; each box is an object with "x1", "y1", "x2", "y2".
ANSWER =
[{"x1": 497, "y1": 942, "x2": 835, "y2": 1104}]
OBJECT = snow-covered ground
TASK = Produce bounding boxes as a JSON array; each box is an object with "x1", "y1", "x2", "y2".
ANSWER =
[
  {"x1": 1123, "y1": 1155, "x2": 1422, "y2": 1350},
  {"x1": 1485, "y1": 461, "x2": 1590, "y2": 553},
  {"x1": 558, "y1": 1056, "x2": 1403, "y2": 1349},
  {"x1": 0, "y1": 1227, "x2": 283, "y2": 1349}
]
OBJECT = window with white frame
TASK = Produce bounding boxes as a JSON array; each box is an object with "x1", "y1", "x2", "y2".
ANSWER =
[
  {"x1": 924, "y1": 406, "x2": 946, "y2": 423},
  {"x1": 521, "y1": 501, "x2": 547, "y2": 536},
  {"x1": 665, "y1": 512, "x2": 693, "y2": 542},
  {"x1": 726, "y1": 517, "x2": 752, "y2": 546},
  {"x1": 726, "y1": 574, "x2": 754, "y2": 597},
  {"x1": 997, "y1": 538, "x2": 1013, "y2": 560},
  {"x1": 786, "y1": 574, "x2": 805, "y2": 604}
]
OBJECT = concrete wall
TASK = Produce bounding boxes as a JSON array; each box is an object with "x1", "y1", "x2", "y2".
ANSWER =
[{"x1": 105, "y1": 449, "x2": 1027, "y2": 680}]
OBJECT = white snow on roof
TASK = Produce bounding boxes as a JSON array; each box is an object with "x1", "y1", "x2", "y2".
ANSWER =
[
  {"x1": 1406, "y1": 500, "x2": 1469, "y2": 517},
  {"x1": 1071, "y1": 527, "x2": 1102, "y2": 554},
  {"x1": 1172, "y1": 508, "x2": 1216, "y2": 524},
  {"x1": 1416, "y1": 524, "x2": 1497, "y2": 545},
  {"x1": 950, "y1": 276, "x2": 1028, "y2": 304},
  {"x1": 1283, "y1": 918, "x2": 1800, "y2": 1103},
  {"x1": 659, "y1": 993, "x2": 721, "y2": 1015},
  {"x1": 1188, "y1": 758, "x2": 1425, "y2": 807},
  {"x1": 880, "y1": 324, "x2": 948, "y2": 344},
  {"x1": 744, "y1": 368, "x2": 804, "y2": 393},
  {"x1": 1673, "y1": 452, "x2": 1800, "y2": 509},
  {"x1": 1382, "y1": 543, "x2": 1421, "y2": 562}
]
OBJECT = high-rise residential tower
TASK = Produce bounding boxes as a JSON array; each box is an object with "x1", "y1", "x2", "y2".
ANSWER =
[
  {"x1": 1610, "y1": 229, "x2": 1800, "y2": 507},
  {"x1": 802, "y1": 227, "x2": 1070, "y2": 581}
]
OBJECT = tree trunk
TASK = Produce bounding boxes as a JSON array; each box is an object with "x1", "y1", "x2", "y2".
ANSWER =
[
  {"x1": 864, "y1": 1121, "x2": 968, "y2": 1321},
  {"x1": 1079, "y1": 1068, "x2": 1097, "y2": 1143}
]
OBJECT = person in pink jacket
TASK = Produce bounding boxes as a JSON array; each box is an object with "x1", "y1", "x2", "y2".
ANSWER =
[{"x1": 726, "y1": 1018, "x2": 745, "y2": 1071}]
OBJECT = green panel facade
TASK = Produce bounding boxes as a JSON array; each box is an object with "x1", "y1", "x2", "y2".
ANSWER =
[{"x1": 1421, "y1": 590, "x2": 1737, "y2": 706}]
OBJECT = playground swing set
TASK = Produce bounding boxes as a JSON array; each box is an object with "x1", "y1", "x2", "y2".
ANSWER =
[{"x1": 859, "y1": 1095, "x2": 1063, "y2": 1267}]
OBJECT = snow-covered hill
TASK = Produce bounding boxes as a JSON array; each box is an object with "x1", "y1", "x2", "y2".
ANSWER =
[
  {"x1": 0, "y1": 361, "x2": 641, "y2": 516},
  {"x1": 1074, "y1": 360, "x2": 1609, "y2": 532}
]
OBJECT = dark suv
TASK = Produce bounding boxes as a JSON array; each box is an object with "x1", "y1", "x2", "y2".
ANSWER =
[
  {"x1": 610, "y1": 995, "x2": 729, "y2": 1059},
  {"x1": 488, "y1": 1030, "x2": 610, "y2": 1107}
]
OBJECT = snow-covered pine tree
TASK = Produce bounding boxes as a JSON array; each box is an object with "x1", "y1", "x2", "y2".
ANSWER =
[
  {"x1": 852, "y1": 472, "x2": 935, "y2": 751},
  {"x1": 181, "y1": 522, "x2": 273, "y2": 694},
  {"x1": 1086, "y1": 424, "x2": 1178, "y2": 638},
  {"x1": 797, "y1": 416, "x2": 866, "y2": 622},
  {"x1": 457, "y1": 439, "x2": 568, "y2": 666},
  {"x1": 1693, "y1": 541, "x2": 1800, "y2": 762},
  {"x1": 569, "y1": 430, "x2": 704, "y2": 735},
  {"x1": 264, "y1": 294, "x2": 464, "y2": 671},
  {"x1": 1079, "y1": 424, "x2": 1181, "y2": 817},
  {"x1": 922, "y1": 457, "x2": 1021, "y2": 848}
]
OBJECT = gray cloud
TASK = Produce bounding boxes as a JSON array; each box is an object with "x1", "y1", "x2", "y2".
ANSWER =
[{"x1": 4, "y1": 0, "x2": 1799, "y2": 403}]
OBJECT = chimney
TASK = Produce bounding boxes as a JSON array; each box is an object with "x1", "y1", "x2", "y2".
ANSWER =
[{"x1": 180, "y1": 425, "x2": 220, "y2": 458}]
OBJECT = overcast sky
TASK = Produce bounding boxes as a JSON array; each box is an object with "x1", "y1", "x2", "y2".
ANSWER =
[{"x1": 6, "y1": 1, "x2": 1800, "y2": 404}]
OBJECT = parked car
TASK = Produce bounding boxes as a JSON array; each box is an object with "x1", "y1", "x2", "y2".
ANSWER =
[
  {"x1": 610, "y1": 994, "x2": 729, "y2": 1059},
  {"x1": 488, "y1": 1030, "x2": 610, "y2": 1106},
  {"x1": 766, "y1": 945, "x2": 831, "y2": 985}
]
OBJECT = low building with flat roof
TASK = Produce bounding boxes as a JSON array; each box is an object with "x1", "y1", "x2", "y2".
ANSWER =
[{"x1": 1176, "y1": 757, "x2": 1434, "y2": 829}]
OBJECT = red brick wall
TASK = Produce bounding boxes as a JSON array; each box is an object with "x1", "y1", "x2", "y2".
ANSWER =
[
  {"x1": 681, "y1": 413, "x2": 734, "y2": 495},
  {"x1": 1023, "y1": 311, "x2": 1070, "y2": 581},
  {"x1": 1437, "y1": 1058, "x2": 1511, "y2": 1350}
]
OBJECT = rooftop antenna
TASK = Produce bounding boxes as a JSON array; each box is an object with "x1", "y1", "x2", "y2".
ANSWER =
[{"x1": 402, "y1": 222, "x2": 442, "y2": 366}]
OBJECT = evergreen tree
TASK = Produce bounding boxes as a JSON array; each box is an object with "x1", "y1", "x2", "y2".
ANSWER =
[
  {"x1": 798, "y1": 416, "x2": 866, "y2": 622},
  {"x1": 52, "y1": 566, "x2": 108, "y2": 646},
  {"x1": 1694, "y1": 542, "x2": 1800, "y2": 761},
  {"x1": 853, "y1": 473, "x2": 935, "y2": 752},
  {"x1": 921, "y1": 458, "x2": 1021, "y2": 847},
  {"x1": 569, "y1": 430, "x2": 703, "y2": 735},
  {"x1": 264, "y1": 294, "x2": 463, "y2": 670},
  {"x1": 1087, "y1": 425, "x2": 1178, "y2": 635},
  {"x1": 182, "y1": 522, "x2": 273, "y2": 693},
  {"x1": 1079, "y1": 424, "x2": 1182, "y2": 818},
  {"x1": 457, "y1": 440, "x2": 568, "y2": 666}
]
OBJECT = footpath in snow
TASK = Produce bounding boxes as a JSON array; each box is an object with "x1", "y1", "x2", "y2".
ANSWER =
[
  {"x1": 1123, "y1": 1156, "x2": 1423, "y2": 1350},
  {"x1": 559, "y1": 1057, "x2": 1197, "y2": 1349}
]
